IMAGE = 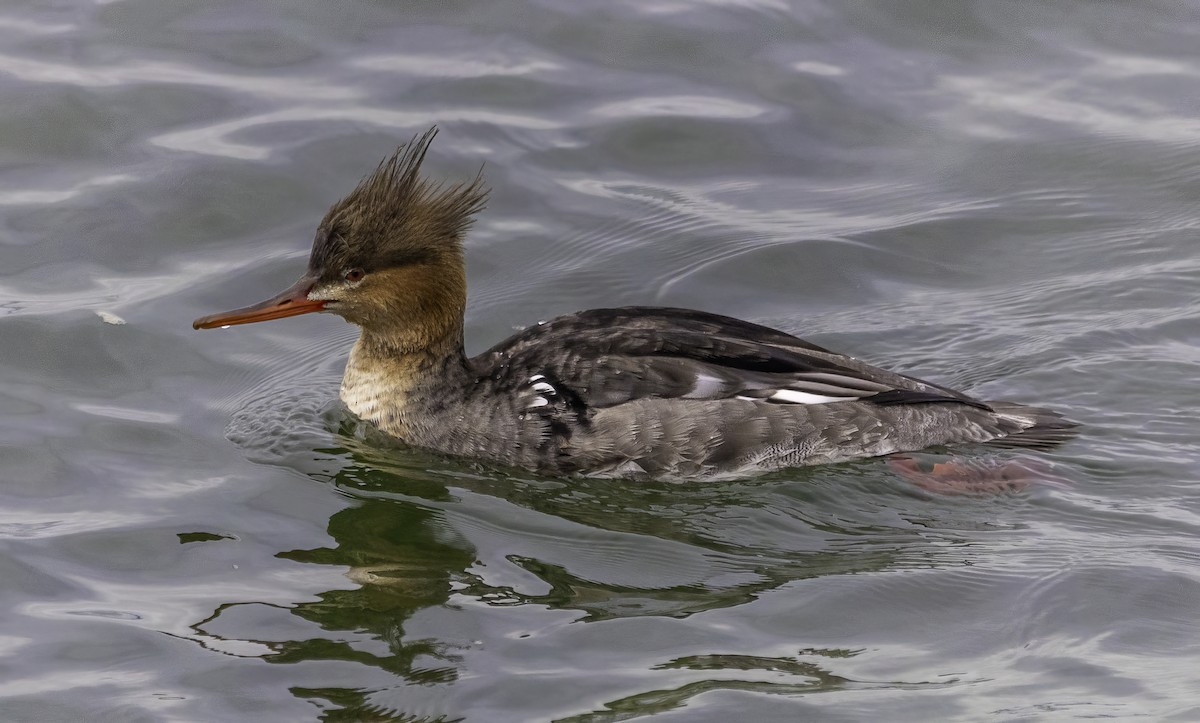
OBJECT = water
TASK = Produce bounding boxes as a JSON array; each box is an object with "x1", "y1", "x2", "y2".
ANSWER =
[{"x1": 2, "y1": 0, "x2": 1198, "y2": 720}]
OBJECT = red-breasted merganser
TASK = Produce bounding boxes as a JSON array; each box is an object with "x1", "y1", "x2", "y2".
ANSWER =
[{"x1": 194, "y1": 129, "x2": 1075, "y2": 479}]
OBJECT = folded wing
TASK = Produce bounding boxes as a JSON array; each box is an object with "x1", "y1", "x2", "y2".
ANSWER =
[{"x1": 476, "y1": 307, "x2": 990, "y2": 415}]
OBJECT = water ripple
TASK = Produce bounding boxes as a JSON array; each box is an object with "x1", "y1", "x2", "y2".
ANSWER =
[
  {"x1": 2, "y1": 0, "x2": 1200, "y2": 720},
  {"x1": 0, "y1": 54, "x2": 359, "y2": 100}
]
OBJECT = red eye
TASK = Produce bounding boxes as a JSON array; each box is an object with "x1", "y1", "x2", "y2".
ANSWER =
[{"x1": 344, "y1": 268, "x2": 365, "y2": 283}]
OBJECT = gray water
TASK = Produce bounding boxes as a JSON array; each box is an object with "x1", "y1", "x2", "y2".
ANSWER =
[{"x1": 2, "y1": 1, "x2": 1199, "y2": 720}]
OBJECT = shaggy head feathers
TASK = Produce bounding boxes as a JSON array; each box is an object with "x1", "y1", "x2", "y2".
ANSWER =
[{"x1": 308, "y1": 128, "x2": 488, "y2": 280}]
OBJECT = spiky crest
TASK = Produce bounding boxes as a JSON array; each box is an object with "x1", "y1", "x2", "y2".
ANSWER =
[{"x1": 309, "y1": 127, "x2": 488, "y2": 277}]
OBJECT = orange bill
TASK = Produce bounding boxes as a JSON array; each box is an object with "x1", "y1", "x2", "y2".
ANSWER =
[{"x1": 193, "y1": 275, "x2": 324, "y2": 329}]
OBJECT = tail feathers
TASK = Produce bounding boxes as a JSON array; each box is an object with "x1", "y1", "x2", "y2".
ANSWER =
[{"x1": 985, "y1": 401, "x2": 1079, "y2": 450}]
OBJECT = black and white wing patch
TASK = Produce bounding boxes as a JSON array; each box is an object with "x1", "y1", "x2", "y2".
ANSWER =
[
  {"x1": 522, "y1": 374, "x2": 558, "y2": 410},
  {"x1": 726, "y1": 370, "x2": 892, "y2": 405},
  {"x1": 725, "y1": 367, "x2": 989, "y2": 410},
  {"x1": 517, "y1": 372, "x2": 591, "y2": 419}
]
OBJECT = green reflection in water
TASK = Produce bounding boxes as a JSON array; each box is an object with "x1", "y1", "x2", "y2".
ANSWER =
[
  {"x1": 276, "y1": 498, "x2": 473, "y2": 678},
  {"x1": 277, "y1": 483, "x2": 474, "y2": 719}
]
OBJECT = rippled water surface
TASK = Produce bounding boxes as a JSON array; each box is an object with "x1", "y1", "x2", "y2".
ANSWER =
[{"x1": 2, "y1": 1, "x2": 1199, "y2": 720}]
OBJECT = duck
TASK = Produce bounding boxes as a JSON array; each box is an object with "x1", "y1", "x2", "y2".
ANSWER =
[{"x1": 193, "y1": 128, "x2": 1075, "y2": 480}]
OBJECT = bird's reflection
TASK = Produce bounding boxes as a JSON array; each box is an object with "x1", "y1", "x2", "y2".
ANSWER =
[{"x1": 192, "y1": 413, "x2": 1027, "y2": 719}]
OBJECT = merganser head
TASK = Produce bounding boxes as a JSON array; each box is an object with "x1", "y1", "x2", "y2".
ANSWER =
[{"x1": 193, "y1": 128, "x2": 487, "y2": 350}]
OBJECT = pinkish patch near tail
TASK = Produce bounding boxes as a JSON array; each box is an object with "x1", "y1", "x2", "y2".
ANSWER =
[{"x1": 887, "y1": 453, "x2": 1073, "y2": 495}]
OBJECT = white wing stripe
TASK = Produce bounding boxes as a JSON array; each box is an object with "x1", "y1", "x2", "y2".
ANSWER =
[{"x1": 768, "y1": 389, "x2": 853, "y2": 405}]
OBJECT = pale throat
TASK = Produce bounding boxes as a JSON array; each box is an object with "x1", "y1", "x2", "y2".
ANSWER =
[
  {"x1": 339, "y1": 335, "x2": 422, "y2": 426},
  {"x1": 338, "y1": 327, "x2": 464, "y2": 432}
]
